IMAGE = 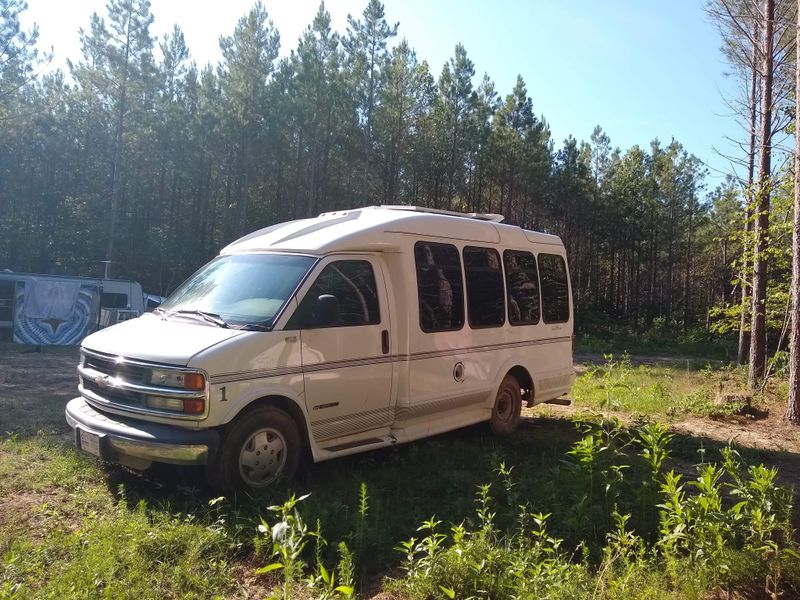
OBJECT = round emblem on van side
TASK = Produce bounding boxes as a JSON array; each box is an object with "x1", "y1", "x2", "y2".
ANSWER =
[{"x1": 453, "y1": 362, "x2": 465, "y2": 382}]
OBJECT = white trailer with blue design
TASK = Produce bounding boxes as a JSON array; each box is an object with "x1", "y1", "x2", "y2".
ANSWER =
[
  {"x1": 0, "y1": 271, "x2": 145, "y2": 345},
  {"x1": 65, "y1": 206, "x2": 575, "y2": 491}
]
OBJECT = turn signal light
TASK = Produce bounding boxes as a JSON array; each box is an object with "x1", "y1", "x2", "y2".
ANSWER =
[
  {"x1": 183, "y1": 398, "x2": 205, "y2": 414},
  {"x1": 183, "y1": 373, "x2": 206, "y2": 391}
]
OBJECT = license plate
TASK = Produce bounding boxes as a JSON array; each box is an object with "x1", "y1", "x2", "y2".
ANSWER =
[{"x1": 79, "y1": 429, "x2": 101, "y2": 457}]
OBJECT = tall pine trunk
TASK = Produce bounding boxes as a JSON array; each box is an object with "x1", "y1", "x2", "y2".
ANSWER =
[
  {"x1": 748, "y1": 0, "x2": 774, "y2": 389},
  {"x1": 739, "y1": 20, "x2": 760, "y2": 365},
  {"x1": 786, "y1": 3, "x2": 800, "y2": 424}
]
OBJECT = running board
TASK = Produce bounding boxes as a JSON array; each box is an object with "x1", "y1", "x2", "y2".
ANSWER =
[
  {"x1": 323, "y1": 437, "x2": 386, "y2": 453},
  {"x1": 316, "y1": 435, "x2": 397, "y2": 461}
]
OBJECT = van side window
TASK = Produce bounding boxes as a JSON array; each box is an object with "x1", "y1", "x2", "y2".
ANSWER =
[
  {"x1": 503, "y1": 250, "x2": 540, "y2": 325},
  {"x1": 414, "y1": 242, "x2": 464, "y2": 332},
  {"x1": 539, "y1": 253, "x2": 570, "y2": 323},
  {"x1": 291, "y1": 260, "x2": 380, "y2": 328},
  {"x1": 101, "y1": 292, "x2": 129, "y2": 309},
  {"x1": 463, "y1": 246, "x2": 505, "y2": 328}
]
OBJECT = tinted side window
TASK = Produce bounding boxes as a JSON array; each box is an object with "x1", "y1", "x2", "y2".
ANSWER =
[
  {"x1": 292, "y1": 260, "x2": 380, "y2": 328},
  {"x1": 503, "y1": 250, "x2": 540, "y2": 325},
  {"x1": 414, "y1": 242, "x2": 465, "y2": 332},
  {"x1": 539, "y1": 254, "x2": 570, "y2": 323},
  {"x1": 464, "y1": 246, "x2": 505, "y2": 328},
  {"x1": 101, "y1": 292, "x2": 129, "y2": 308}
]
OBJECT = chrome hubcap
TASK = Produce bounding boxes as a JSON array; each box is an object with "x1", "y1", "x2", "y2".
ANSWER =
[{"x1": 239, "y1": 427, "x2": 287, "y2": 487}]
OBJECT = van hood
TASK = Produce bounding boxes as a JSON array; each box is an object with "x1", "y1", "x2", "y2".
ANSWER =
[{"x1": 81, "y1": 313, "x2": 247, "y2": 366}]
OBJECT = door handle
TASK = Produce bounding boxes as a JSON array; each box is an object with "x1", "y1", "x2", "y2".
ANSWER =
[{"x1": 381, "y1": 330, "x2": 389, "y2": 354}]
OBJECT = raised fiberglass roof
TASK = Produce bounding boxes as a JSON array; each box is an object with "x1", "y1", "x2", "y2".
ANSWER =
[{"x1": 220, "y1": 206, "x2": 563, "y2": 255}]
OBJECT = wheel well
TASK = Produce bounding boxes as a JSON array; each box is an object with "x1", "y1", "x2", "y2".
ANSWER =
[
  {"x1": 234, "y1": 396, "x2": 311, "y2": 452},
  {"x1": 507, "y1": 366, "x2": 533, "y2": 403}
]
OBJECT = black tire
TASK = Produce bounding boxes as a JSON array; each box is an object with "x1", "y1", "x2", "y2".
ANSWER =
[
  {"x1": 208, "y1": 406, "x2": 301, "y2": 493},
  {"x1": 489, "y1": 375, "x2": 522, "y2": 436}
]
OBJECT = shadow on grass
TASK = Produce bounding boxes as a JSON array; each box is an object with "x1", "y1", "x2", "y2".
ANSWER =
[{"x1": 100, "y1": 415, "x2": 800, "y2": 575}]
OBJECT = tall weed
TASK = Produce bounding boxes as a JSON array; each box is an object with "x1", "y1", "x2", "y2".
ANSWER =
[{"x1": 251, "y1": 420, "x2": 798, "y2": 599}]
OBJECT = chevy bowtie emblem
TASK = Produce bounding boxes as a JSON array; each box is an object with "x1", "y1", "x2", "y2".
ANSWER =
[{"x1": 97, "y1": 374, "x2": 115, "y2": 387}]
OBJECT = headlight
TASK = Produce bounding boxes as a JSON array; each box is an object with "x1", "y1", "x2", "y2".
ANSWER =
[
  {"x1": 145, "y1": 396, "x2": 184, "y2": 411},
  {"x1": 148, "y1": 368, "x2": 206, "y2": 390},
  {"x1": 145, "y1": 396, "x2": 205, "y2": 415}
]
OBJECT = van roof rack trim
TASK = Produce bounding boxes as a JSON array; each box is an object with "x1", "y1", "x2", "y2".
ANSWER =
[{"x1": 376, "y1": 205, "x2": 505, "y2": 223}]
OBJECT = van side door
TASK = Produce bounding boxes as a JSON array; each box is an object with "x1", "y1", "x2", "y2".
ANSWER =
[{"x1": 289, "y1": 255, "x2": 394, "y2": 445}]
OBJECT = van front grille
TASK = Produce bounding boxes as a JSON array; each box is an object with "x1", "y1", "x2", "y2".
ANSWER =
[
  {"x1": 78, "y1": 349, "x2": 207, "y2": 420},
  {"x1": 82, "y1": 352, "x2": 149, "y2": 384},
  {"x1": 82, "y1": 379, "x2": 146, "y2": 409}
]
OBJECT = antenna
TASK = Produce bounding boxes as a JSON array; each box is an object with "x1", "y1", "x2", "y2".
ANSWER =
[{"x1": 97, "y1": 260, "x2": 112, "y2": 279}]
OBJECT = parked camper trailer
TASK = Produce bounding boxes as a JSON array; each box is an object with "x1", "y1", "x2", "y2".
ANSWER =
[
  {"x1": 0, "y1": 271, "x2": 145, "y2": 345},
  {"x1": 65, "y1": 206, "x2": 575, "y2": 491}
]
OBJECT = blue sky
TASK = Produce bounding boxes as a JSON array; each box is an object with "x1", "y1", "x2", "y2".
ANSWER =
[{"x1": 22, "y1": 0, "x2": 740, "y2": 187}]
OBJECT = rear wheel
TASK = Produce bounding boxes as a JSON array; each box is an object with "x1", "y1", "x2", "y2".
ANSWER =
[
  {"x1": 208, "y1": 406, "x2": 301, "y2": 493},
  {"x1": 490, "y1": 375, "x2": 522, "y2": 435}
]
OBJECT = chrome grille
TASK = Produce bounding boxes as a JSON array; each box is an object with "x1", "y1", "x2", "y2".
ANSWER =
[
  {"x1": 82, "y1": 378, "x2": 146, "y2": 409},
  {"x1": 82, "y1": 351, "x2": 149, "y2": 384},
  {"x1": 78, "y1": 349, "x2": 208, "y2": 420}
]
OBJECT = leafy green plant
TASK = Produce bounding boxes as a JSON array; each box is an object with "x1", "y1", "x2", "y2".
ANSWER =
[
  {"x1": 257, "y1": 493, "x2": 354, "y2": 599},
  {"x1": 566, "y1": 416, "x2": 631, "y2": 535},
  {"x1": 257, "y1": 493, "x2": 312, "y2": 599}
]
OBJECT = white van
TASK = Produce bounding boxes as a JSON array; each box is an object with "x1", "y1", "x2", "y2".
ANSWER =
[{"x1": 65, "y1": 206, "x2": 574, "y2": 491}]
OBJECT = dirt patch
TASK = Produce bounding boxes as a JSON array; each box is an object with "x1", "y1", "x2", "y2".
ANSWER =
[
  {"x1": 528, "y1": 398, "x2": 800, "y2": 457},
  {"x1": 0, "y1": 488, "x2": 57, "y2": 529},
  {"x1": 230, "y1": 558, "x2": 275, "y2": 599},
  {"x1": 0, "y1": 487, "x2": 81, "y2": 543},
  {"x1": 0, "y1": 342, "x2": 79, "y2": 435},
  {"x1": 671, "y1": 412, "x2": 800, "y2": 455}
]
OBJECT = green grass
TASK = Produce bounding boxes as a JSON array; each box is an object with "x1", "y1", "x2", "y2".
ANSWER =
[
  {"x1": 0, "y1": 437, "x2": 240, "y2": 599},
  {"x1": 572, "y1": 355, "x2": 751, "y2": 417},
  {"x1": 1, "y1": 376, "x2": 798, "y2": 598}
]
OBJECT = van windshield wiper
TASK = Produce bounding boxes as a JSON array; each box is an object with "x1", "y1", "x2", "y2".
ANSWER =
[
  {"x1": 167, "y1": 309, "x2": 230, "y2": 328},
  {"x1": 241, "y1": 321, "x2": 272, "y2": 332}
]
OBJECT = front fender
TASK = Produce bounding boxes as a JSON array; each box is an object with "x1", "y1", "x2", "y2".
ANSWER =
[{"x1": 210, "y1": 378, "x2": 309, "y2": 428}]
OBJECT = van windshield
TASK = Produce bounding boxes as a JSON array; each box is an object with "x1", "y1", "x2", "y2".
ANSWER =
[{"x1": 159, "y1": 254, "x2": 316, "y2": 330}]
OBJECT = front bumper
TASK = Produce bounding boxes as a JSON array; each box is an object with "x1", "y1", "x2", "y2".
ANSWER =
[{"x1": 65, "y1": 397, "x2": 219, "y2": 466}]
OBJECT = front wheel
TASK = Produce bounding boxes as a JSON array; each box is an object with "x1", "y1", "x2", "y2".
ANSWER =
[
  {"x1": 208, "y1": 406, "x2": 301, "y2": 493},
  {"x1": 489, "y1": 375, "x2": 522, "y2": 435}
]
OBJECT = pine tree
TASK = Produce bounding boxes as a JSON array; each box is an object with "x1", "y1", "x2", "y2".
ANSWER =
[
  {"x1": 434, "y1": 44, "x2": 475, "y2": 210},
  {"x1": 343, "y1": 0, "x2": 397, "y2": 200},
  {"x1": 218, "y1": 2, "x2": 280, "y2": 235},
  {"x1": 69, "y1": 0, "x2": 155, "y2": 277},
  {"x1": 786, "y1": 1, "x2": 800, "y2": 424}
]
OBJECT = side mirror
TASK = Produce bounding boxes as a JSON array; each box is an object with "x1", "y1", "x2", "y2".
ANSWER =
[{"x1": 315, "y1": 294, "x2": 340, "y2": 327}]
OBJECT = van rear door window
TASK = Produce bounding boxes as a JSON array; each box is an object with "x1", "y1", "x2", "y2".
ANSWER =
[
  {"x1": 414, "y1": 242, "x2": 464, "y2": 332},
  {"x1": 503, "y1": 250, "x2": 540, "y2": 325},
  {"x1": 463, "y1": 246, "x2": 505, "y2": 328},
  {"x1": 539, "y1": 253, "x2": 570, "y2": 323}
]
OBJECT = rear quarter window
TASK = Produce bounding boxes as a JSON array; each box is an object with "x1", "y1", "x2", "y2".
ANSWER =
[
  {"x1": 503, "y1": 250, "x2": 540, "y2": 325},
  {"x1": 538, "y1": 253, "x2": 570, "y2": 323}
]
